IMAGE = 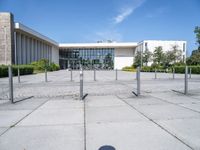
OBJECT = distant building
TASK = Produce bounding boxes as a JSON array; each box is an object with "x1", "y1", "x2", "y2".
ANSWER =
[{"x1": 0, "y1": 12, "x2": 187, "y2": 69}]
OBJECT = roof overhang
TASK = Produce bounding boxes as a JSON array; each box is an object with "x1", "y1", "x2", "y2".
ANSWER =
[
  {"x1": 59, "y1": 42, "x2": 138, "y2": 49},
  {"x1": 14, "y1": 22, "x2": 58, "y2": 46}
]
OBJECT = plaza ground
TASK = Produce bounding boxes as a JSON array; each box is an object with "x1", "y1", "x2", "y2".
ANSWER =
[{"x1": 0, "y1": 70, "x2": 200, "y2": 150}]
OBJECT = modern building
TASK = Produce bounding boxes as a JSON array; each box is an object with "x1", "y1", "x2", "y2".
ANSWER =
[{"x1": 0, "y1": 12, "x2": 187, "y2": 69}]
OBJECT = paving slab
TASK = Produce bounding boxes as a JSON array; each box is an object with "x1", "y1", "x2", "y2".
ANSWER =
[
  {"x1": 180, "y1": 103, "x2": 200, "y2": 113},
  {"x1": 0, "y1": 99, "x2": 47, "y2": 110},
  {"x1": 0, "y1": 127, "x2": 8, "y2": 135},
  {"x1": 86, "y1": 122, "x2": 191, "y2": 150},
  {"x1": 86, "y1": 95, "x2": 126, "y2": 107},
  {"x1": 39, "y1": 99, "x2": 83, "y2": 109},
  {"x1": 18, "y1": 107, "x2": 83, "y2": 126},
  {"x1": 158, "y1": 118, "x2": 200, "y2": 150},
  {"x1": 86, "y1": 105, "x2": 147, "y2": 123},
  {"x1": 0, "y1": 110, "x2": 32, "y2": 127},
  {"x1": 149, "y1": 92, "x2": 199, "y2": 104},
  {"x1": 0, "y1": 125, "x2": 84, "y2": 150},
  {"x1": 132, "y1": 103, "x2": 200, "y2": 121}
]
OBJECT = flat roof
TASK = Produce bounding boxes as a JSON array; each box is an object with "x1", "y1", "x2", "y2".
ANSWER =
[
  {"x1": 15, "y1": 23, "x2": 58, "y2": 46},
  {"x1": 59, "y1": 42, "x2": 138, "y2": 49}
]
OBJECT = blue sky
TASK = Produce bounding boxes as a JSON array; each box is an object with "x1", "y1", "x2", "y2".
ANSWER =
[{"x1": 0, "y1": 0, "x2": 200, "y2": 55}]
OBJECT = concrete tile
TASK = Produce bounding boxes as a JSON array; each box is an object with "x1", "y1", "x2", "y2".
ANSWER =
[
  {"x1": 134, "y1": 104, "x2": 200, "y2": 120},
  {"x1": 0, "y1": 127, "x2": 7, "y2": 135},
  {"x1": 0, "y1": 110, "x2": 31, "y2": 127},
  {"x1": 0, "y1": 99, "x2": 47, "y2": 110},
  {"x1": 86, "y1": 106, "x2": 147, "y2": 123},
  {"x1": 86, "y1": 122, "x2": 191, "y2": 150},
  {"x1": 18, "y1": 108, "x2": 83, "y2": 126},
  {"x1": 0, "y1": 125, "x2": 84, "y2": 150},
  {"x1": 86, "y1": 95, "x2": 126, "y2": 107},
  {"x1": 39, "y1": 99, "x2": 83, "y2": 109},
  {"x1": 180, "y1": 103, "x2": 200, "y2": 113},
  {"x1": 158, "y1": 118, "x2": 200, "y2": 150}
]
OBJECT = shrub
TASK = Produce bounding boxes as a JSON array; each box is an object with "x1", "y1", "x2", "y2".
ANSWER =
[
  {"x1": 0, "y1": 65, "x2": 34, "y2": 78},
  {"x1": 31, "y1": 59, "x2": 60, "y2": 72},
  {"x1": 122, "y1": 66, "x2": 136, "y2": 72},
  {"x1": 174, "y1": 66, "x2": 200, "y2": 74}
]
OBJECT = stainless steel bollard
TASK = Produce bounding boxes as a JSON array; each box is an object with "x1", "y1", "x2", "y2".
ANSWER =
[
  {"x1": 45, "y1": 69, "x2": 47, "y2": 82},
  {"x1": 80, "y1": 68, "x2": 83, "y2": 100},
  {"x1": 189, "y1": 68, "x2": 192, "y2": 79},
  {"x1": 172, "y1": 68, "x2": 175, "y2": 79},
  {"x1": 70, "y1": 69, "x2": 73, "y2": 81},
  {"x1": 155, "y1": 69, "x2": 157, "y2": 79},
  {"x1": 18, "y1": 67, "x2": 20, "y2": 83},
  {"x1": 8, "y1": 66, "x2": 14, "y2": 103},
  {"x1": 184, "y1": 66, "x2": 188, "y2": 95},
  {"x1": 137, "y1": 67, "x2": 140, "y2": 96},
  {"x1": 115, "y1": 69, "x2": 118, "y2": 80},
  {"x1": 94, "y1": 69, "x2": 96, "y2": 81}
]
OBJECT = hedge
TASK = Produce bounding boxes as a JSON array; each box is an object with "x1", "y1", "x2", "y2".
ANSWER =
[
  {"x1": 174, "y1": 66, "x2": 200, "y2": 74},
  {"x1": 0, "y1": 65, "x2": 34, "y2": 78},
  {"x1": 141, "y1": 66, "x2": 169, "y2": 73},
  {"x1": 122, "y1": 66, "x2": 136, "y2": 72}
]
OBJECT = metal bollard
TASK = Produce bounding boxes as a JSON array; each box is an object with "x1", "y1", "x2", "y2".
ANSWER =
[
  {"x1": 189, "y1": 68, "x2": 192, "y2": 79},
  {"x1": 136, "y1": 67, "x2": 141, "y2": 96},
  {"x1": 8, "y1": 66, "x2": 14, "y2": 103},
  {"x1": 115, "y1": 69, "x2": 118, "y2": 80},
  {"x1": 172, "y1": 68, "x2": 175, "y2": 79},
  {"x1": 184, "y1": 66, "x2": 188, "y2": 95},
  {"x1": 80, "y1": 68, "x2": 83, "y2": 100},
  {"x1": 155, "y1": 69, "x2": 157, "y2": 79},
  {"x1": 18, "y1": 67, "x2": 20, "y2": 83},
  {"x1": 70, "y1": 69, "x2": 73, "y2": 81},
  {"x1": 45, "y1": 69, "x2": 47, "y2": 82},
  {"x1": 94, "y1": 69, "x2": 96, "y2": 81}
]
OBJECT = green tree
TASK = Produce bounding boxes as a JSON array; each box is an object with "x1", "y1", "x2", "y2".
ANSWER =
[
  {"x1": 143, "y1": 49, "x2": 152, "y2": 66},
  {"x1": 194, "y1": 26, "x2": 200, "y2": 49},
  {"x1": 133, "y1": 50, "x2": 142, "y2": 67},
  {"x1": 153, "y1": 46, "x2": 165, "y2": 65}
]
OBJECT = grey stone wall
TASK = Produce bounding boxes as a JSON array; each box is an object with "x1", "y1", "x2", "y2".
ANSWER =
[{"x1": 0, "y1": 12, "x2": 14, "y2": 65}]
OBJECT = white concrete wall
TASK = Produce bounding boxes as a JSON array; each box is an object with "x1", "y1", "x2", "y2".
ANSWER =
[
  {"x1": 52, "y1": 46, "x2": 59, "y2": 65},
  {"x1": 114, "y1": 48, "x2": 135, "y2": 69}
]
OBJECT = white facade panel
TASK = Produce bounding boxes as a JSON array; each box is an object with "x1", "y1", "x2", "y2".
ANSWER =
[
  {"x1": 114, "y1": 48, "x2": 135, "y2": 69},
  {"x1": 52, "y1": 46, "x2": 59, "y2": 65}
]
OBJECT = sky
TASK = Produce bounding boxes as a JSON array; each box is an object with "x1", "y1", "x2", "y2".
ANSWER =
[{"x1": 0, "y1": 0, "x2": 200, "y2": 56}]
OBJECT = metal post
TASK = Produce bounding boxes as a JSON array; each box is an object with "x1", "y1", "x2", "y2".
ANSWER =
[
  {"x1": 94, "y1": 69, "x2": 96, "y2": 81},
  {"x1": 172, "y1": 68, "x2": 175, "y2": 79},
  {"x1": 189, "y1": 68, "x2": 192, "y2": 79},
  {"x1": 8, "y1": 66, "x2": 14, "y2": 103},
  {"x1": 137, "y1": 67, "x2": 140, "y2": 96},
  {"x1": 45, "y1": 69, "x2": 47, "y2": 82},
  {"x1": 115, "y1": 69, "x2": 118, "y2": 80},
  {"x1": 80, "y1": 68, "x2": 83, "y2": 100},
  {"x1": 18, "y1": 67, "x2": 20, "y2": 83},
  {"x1": 70, "y1": 69, "x2": 73, "y2": 81},
  {"x1": 184, "y1": 66, "x2": 188, "y2": 95},
  {"x1": 155, "y1": 69, "x2": 157, "y2": 79}
]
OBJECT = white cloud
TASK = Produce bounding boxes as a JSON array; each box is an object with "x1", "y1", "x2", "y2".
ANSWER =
[{"x1": 114, "y1": 0, "x2": 145, "y2": 24}]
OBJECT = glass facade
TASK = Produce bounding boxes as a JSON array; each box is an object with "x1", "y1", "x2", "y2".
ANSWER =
[{"x1": 59, "y1": 48, "x2": 114, "y2": 70}]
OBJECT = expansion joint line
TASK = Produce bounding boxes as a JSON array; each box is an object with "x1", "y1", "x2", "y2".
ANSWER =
[
  {"x1": 0, "y1": 99, "x2": 49, "y2": 137},
  {"x1": 116, "y1": 95, "x2": 194, "y2": 150}
]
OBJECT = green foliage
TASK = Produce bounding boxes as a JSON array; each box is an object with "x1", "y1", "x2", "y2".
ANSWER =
[
  {"x1": 133, "y1": 51, "x2": 142, "y2": 68},
  {"x1": 31, "y1": 59, "x2": 60, "y2": 72},
  {"x1": 0, "y1": 65, "x2": 34, "y2": 78},
  {"x1": 122, "y1": 66, "x2": 136, "y2": 72},
  {"x1": 153, "y1": 46, "x2": 165, "y2": 65},
  {"x1": 194, "y1": 26, "x2": 200, "y2": 49},
  {"x1": 143, "y1": 49, "x2": 152, "y2": 66},
  {"x1": 141, "y1": 65, "x2": 167, "y2": 72},
  {"x1": 174, "y1": 66, "x2": 200, "y2": 74},
  {"x1": 187, "y1": 52, "x2": 200, "y2": 65}
]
